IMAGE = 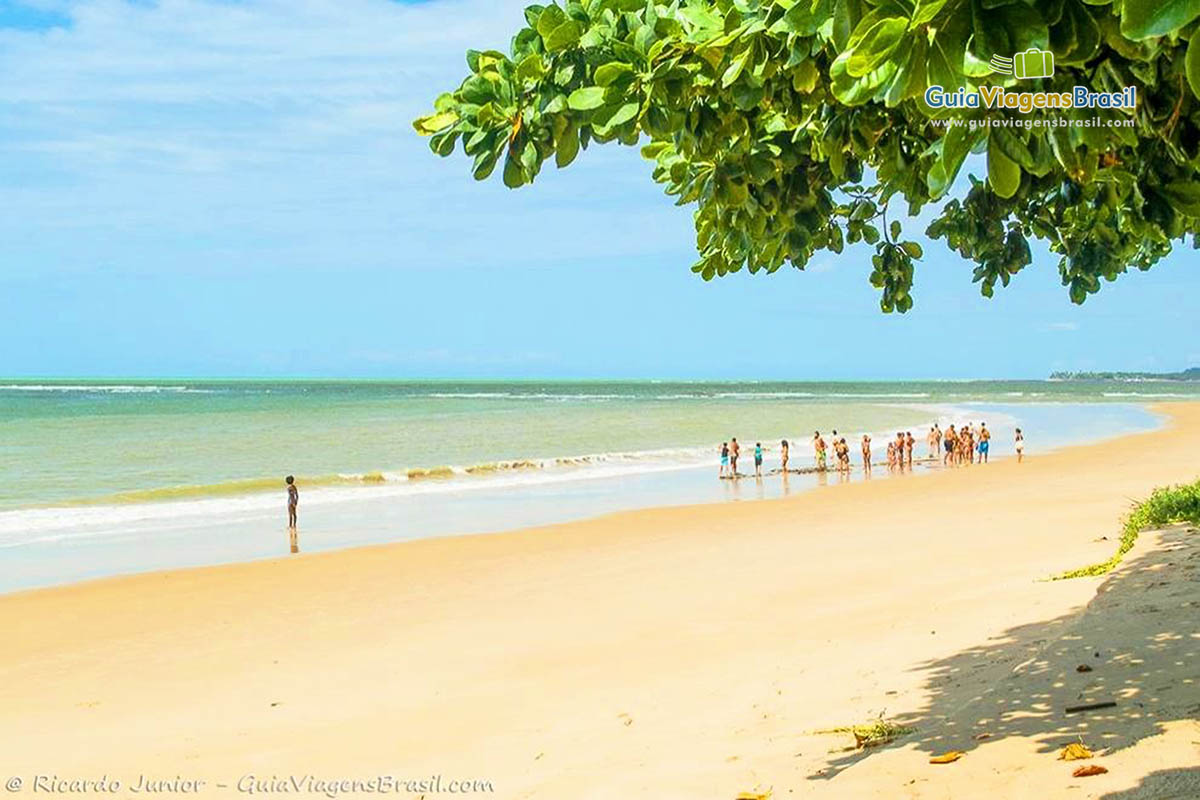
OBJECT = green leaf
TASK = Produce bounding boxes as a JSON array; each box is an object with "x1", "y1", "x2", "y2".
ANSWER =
[
  {"x1": 595, "y1": 62, "x2": 634, "y2": 87},
  {"x1": 927, "y1": 36, "x2": 963, "y2": 91},
  {"x1": 1120, "y1": 0, "x2": 1200, "y2": 40},
  {"x1": 721, "y1": 47, "x2": 752, "y2": 88},
  {"x1": 991, "y1": 126, "x2": 1034, "y2": 169},
  {"x1": 472, "y1": 148, "x2": 499, "y2": 181},
  {"x1": 912, "y1": 0, "x2": 950, "y2": 27},
  {"x1": 926, "y1": 158, "x2": 950, "y2": 198},
  {"x1": 545, "y1": 20, "x2": 584, "y2": 51},
  {"x1": 605, "y1": 101, "x2": 640, "y2": 129},
  {"x1": 567, "y1": 86, "x2": 607, "y2": 110},
  {"x1": 430, "y1": 129, "x2": 458, "y2": 157},
  {"x1": 535, "y1": 4, "x2": 566, "y2": 38},
  {"x1": 770, "y1": 0, "x2": 833, "y2": 37},
  {"x1": 516, "y1": 53, "x2": 545, "y2": 82},
  {"x1": 885, "y1": 35, "x2": 927, "y2": 106},
  {"x1": 847, "y1": 18, "x2": 907, "y2": 78},
  {"x1": 555, "y1": 120, "x2": 580, "y2": 168},
  {"x1": 1188, "y1": 35, "x2": 1200, "y2": 100},
  {"x1": 792, "y1": 60, "x2": 820, "y2": 93},
  {"x1": 460, "y1": 76, "x2": 496, "y2": 105},
  {"x1": 988, "y1": 137, "x2": 1021, "y2": 198},
  {"x1": 413, "y1": 111, "x2": 458, "y2": 135},
  {"x1": 503, "y1": 152, "x2": 525, "y2": 188},
  {"x1": 832, "y1": 0, "x2": 856, "y2": 51}
]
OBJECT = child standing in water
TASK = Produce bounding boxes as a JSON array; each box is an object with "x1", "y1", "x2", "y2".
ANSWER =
[
  {"x1": 754, "y1": 442, "x2": 764, "y2": 477},
  {"x1": 285, "y1": 475, "x2": 299, "y2": 529},
  {"x1": 719, "y1": 442, "x2": 729, "y2": 478}
]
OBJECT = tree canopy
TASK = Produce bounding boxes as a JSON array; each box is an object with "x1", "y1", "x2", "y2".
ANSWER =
[{"x1": 415, "y1": 0, "x2": 1200, "y2": 311}]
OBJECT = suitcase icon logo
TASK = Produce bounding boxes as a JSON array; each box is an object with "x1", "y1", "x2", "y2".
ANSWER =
[{"x1": 989, "y1": 49, "x2": 1054, "y2": 80}]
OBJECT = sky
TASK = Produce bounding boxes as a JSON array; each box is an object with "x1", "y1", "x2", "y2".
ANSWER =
[{"x1": 0, "y1": 0, "x2": 1195, "y2": 380}]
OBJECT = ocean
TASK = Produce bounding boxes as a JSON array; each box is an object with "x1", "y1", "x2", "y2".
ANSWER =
[{"x1": 1, "y1": 379, "x2": 1191, "y2": 592}]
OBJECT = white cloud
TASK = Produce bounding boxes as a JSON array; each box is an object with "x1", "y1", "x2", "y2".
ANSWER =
[{"x1": 0, "y1": 0, "x2": 693, "y2": 276}]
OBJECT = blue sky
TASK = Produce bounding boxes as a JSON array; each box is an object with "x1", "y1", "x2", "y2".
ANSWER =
[{"x1": 0, "y1": 0, "x2": 1195, "y2": 379}]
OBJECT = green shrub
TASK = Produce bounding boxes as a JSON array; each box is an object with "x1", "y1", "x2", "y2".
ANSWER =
[{"x1": 1055, "y1": 479, "x2": 1200, "y2": 580}]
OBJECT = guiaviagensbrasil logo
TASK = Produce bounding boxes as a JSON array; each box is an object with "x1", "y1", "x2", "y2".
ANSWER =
[
  {"x1": 924, "y1": 43, "x2": 1135, "y2": 113},
  {"x1": 989, "y1": 49, "x2": 1055, "y2": 80}
]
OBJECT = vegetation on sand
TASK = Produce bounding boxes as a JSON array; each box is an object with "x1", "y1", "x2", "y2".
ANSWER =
[
  {"x1": 816, "y1": 717, "x2": 916, "y2": 748},
  {"x1": 1055, "y1": 479, "x2": 1200, "y2": 579}
]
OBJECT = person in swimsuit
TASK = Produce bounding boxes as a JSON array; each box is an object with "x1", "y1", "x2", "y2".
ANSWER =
[
  {"x1": 754, "y1": 442, "x2": 764, "y2": 477},
  {"x1": 1015, "y1": 428, "x2": 1024, "y2": 463},
  {"x1": 780, "y1": 439, "x2": 789, "y2": 472},
  {"x1": 719, "y1": 442, "x2": 729, "y2": 478},
  {"x1": 730, "y1": 438, "x2": 740, "y2": 476},
  {"x1": 861, "y1": 434, "x2": 872, "y2": 470},
  {"x1": 943, "y1": 425, "x2": 956, "y2": 466},
  {"x1": 286, "y1": 475, "x2": 299, "y2": 529},
  {"x1": 905, "y1": 432, "x2": 915, "y2": 466},
  {"x1": 978, "y1": 423, "x2": 991, "y2": 463},
  {"x1": 814, "y1": 431, "x2": 827, "y2": 471}
]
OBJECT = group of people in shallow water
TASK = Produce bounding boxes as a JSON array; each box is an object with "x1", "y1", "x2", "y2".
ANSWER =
[{"x1": 718, "y1": 423, "x2": 1026, "y2": 479}]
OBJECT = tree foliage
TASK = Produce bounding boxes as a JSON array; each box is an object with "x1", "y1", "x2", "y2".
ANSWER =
[{"x1": 415, "y1": 0, "x2": 1200, "y2": 311}]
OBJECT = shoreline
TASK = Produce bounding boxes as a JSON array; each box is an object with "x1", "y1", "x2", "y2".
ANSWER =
[
  {"x1": 0, "y1": 401, "x2": 1166, "y2": 595},
  {"x1": 0, "y1": 403, "x2": 1197, "y2": 798}
]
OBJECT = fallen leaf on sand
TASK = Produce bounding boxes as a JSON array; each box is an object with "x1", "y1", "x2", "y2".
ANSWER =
[
  {"x1": 1059, "y1": 743, "x2": 1093, "y2": 761},
  {"x1": 1076, "y1": 664, "x2": 1093, "y2": 673},
  {"x1": 1073, "y1": 765, "x2": 1108, "y2": 777},
  {"x1": 929, "y1": 751, "x2": 964, "y2": 764},
  {"x1": 735, "y1": 791, "x2": 771, "y2": 800},
  {"x1": 973, "y1": 733, "x2": 991, "y2": 741}
]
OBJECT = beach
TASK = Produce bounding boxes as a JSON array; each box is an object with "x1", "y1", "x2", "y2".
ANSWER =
[
  {"x1": 0, "y1": 380, "x2": 1182, "y2": 592},
  {"x1": 1, "y1": 402, "x2": 1198, "y2": 799}
]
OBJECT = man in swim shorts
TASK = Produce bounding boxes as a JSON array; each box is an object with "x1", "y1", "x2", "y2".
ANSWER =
[
  {"x1": 754, "y1": 442, "x2": 764, "y2": 477},
  {"x1": 813, "y1": 431, "x2": 827, "y2": 471},
  {"x1": 978, "y1": 423, "x2": 991, "y2": 463},
  {"x1": 730, "y1": 438, "x2": 740, "y2": 475},
  {"x1": 719, "y1": 442, "x2": 729, "y2": 478}
]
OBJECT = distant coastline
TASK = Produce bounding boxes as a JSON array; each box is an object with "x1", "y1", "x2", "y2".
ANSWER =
[{"x1": 1050, "y1": 368, "x2": 1200, "y2": 381}]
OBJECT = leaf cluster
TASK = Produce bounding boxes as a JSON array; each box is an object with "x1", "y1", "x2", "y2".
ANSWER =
[{"x1": 417, "y1": 0, "x2": 1200, "y2": 311}]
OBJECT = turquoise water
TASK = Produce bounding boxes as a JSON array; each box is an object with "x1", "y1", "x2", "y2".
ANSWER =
[{"x1": 0, "y1": 379, "x2": 1187, "y2": 592}]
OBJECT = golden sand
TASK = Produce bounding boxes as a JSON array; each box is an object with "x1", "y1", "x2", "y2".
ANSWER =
[{"x1": 2, "y1": 404, "x2": 1198, "y2": 799}]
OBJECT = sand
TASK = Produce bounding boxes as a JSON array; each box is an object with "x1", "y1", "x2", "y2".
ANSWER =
[{"x1": 1, "y1": 404, "x2": 1198, "y2": 800}]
